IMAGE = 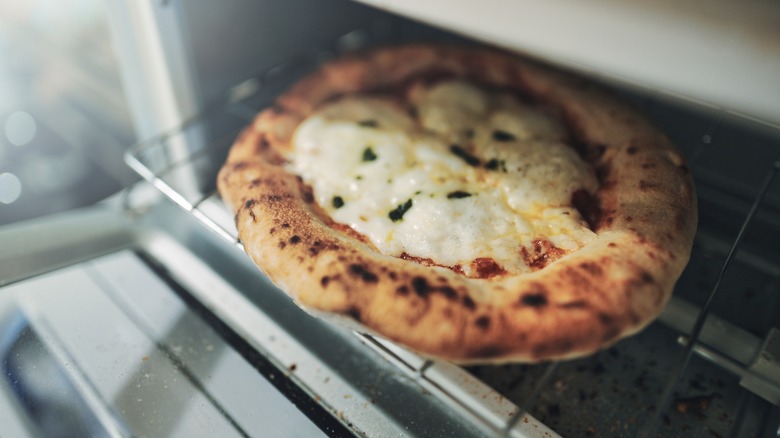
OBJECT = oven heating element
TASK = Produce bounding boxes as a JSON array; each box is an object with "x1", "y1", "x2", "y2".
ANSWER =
[{"x1": 125, "y1": 34, "x2": 780, "y2": 437}]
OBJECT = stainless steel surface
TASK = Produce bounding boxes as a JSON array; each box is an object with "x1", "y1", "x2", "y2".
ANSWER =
[
  {"x1": 0, "y1": 209, "x2": 330, "y2": 436},
  {"x1": 682, "y1": 336, "x2": 780, "y2": 407},
  {"x1": 660, "y1": 297, "x2": 762, "y2": 366},
  {"x1": 357, "y1": 336, "x2": 559, "y2": 437},
  {"x1": 353, "y1": 0, "x2": 780, "y2": 126},
  {"x1": 747, "y1": 328, "x2": 780, "y2": 405}
]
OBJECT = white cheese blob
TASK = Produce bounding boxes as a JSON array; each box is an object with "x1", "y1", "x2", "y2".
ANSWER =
[{"x1": 288, "y1": 81, "x2": 598, "y2": 275}]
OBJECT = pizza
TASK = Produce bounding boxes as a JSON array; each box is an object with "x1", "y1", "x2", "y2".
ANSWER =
[{"x1": 217, "y1": 44, "x2": 697, "y2": 363}]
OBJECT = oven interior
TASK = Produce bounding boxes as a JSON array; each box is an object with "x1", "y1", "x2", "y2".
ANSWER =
[{"x1": 1, "y1": 1, "x2": 779, "y2": 437}]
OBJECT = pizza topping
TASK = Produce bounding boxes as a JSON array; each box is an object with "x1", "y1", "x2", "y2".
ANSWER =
[
  {"x1": 492, "y1": 130, "x2": 516, "y2": 142},
  {"x1": 358, "y1": 119, "x2": 378, "y2": 128},
  {"x1": 449, "y1": 145, "x2": 481, "y2": 167},
  {"x1": 399, "y1": 253, "x2": 506, "y2": 280},
  {"x1": 362, "y1": 146, "x2": 378, "y2": 162},
  {"x1": 219, "y1": 45, "x2": 697, "y2": 363},
  {"x1": 288, "y1": 80, "x2": 599, "y2": 275},
  {"x1": 485, "y1": 158, "x2": 507, "y2": 172},
  {"x1": 521, "y1": 239, "x2": 568, "y2": 270},
  {"x1": 447, "y1": 191, "x2": 472, "y2": 199},
  {"x1": 388, "y1": 199, "x2": 414, "y2": 222},
  {"x1": 471, "y1": 258, "x2": 508, "y2": 279}
]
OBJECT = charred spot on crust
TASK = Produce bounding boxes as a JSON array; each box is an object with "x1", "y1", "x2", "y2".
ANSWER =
[
  {"x1": 521, "y1": 293, "x2": 548, "y2": 307},
  {"x1": 462, "y1": 295, "x2": 476, "y2": 310},
  {"x1": 571, "y1": 189, "x2": 601, "y2": 230},
  {"x1": 412, "y1": 277, "x2": 431, "y2": 297},
  {"x1": 598, "y1": 312, "x2": 614, "y2": 325},
  {"x1": 475, "y1": 316, "x2": 491, "y2": 330},
  {"x1": 243, "y1": 199, "x2": 257, "y2": 219},
  {"x1": 307, "y1": 240, "x2": 340, "y2": 256},
  {"x1": 411, "y1": 276, "x2": 457, "y2": 301},
  {"x1": 579, "y1": 261, "x2": 603, "y2": 276},
  {"x1": 349, "y1": 264, "x2": 378, "y2": 283},
  {"x1": 289, "y1": 235, "x2": 301, "y2": 244},
  {"x1": 627, "y1": 146, "x2": 638, "y2": 155},
  {"x1": 278, "y1": 241, "x2": 287, "y2": 249},
  {"x1": 301, "y1": 187, "x2": 315, "y2": 203},
  {"x1": 281, "y1": 223, "x2": 290, "y2": 228},
  {"x1": 586, "y1": 143, "x2": 607, "y2": 161},
  {"x1": 320, "y1": 276, "x2": 330, "y2": 287},
  {"x1": 258, "y1": 136, "x2": 270, "y2": 150},
  {"x1": 396, "y1": 285, "x2": 409, "y2": 295},
  {"x1": 640, "y1": 271, "x2": 654, "y2": 284},
  {"x1": 639, "y1": 180, "x2": 657, "y2": 191},
  {"x1": 558, "y1": 300, "x2": 588, "y2": 309},
  {"x1": 346, "y1": 306, "x2": 361, "y2": 322},
  {"x1": 438, "y1": 286, "x2": 457, "y2": 300},
  {"x1": 595, "y1": 160, "x2": 611, "y2": 179}
]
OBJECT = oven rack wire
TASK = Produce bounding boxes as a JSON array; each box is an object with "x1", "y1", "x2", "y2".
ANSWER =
[{"x1": 124, "y1": 40, "x2": 780, "y2": 437}]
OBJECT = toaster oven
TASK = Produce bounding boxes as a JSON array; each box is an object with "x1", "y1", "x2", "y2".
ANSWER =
[{"x1": 1, "y1": 0, "x2": 779, "y2": 436}]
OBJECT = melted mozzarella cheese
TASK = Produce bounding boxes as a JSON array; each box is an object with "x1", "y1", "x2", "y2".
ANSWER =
[{"x1": 288, "y1": 81, "x2": 598, "y2": 275}]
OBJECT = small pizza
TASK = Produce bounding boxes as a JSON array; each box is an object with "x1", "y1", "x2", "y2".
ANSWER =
[{"x1": 217, "y1": 44, "x2": 696, "y2": 363}]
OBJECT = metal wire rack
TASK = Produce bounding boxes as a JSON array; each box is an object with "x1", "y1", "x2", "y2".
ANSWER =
[{"x1": 124, "y1": 41, "x2": 780, "y2": 437}]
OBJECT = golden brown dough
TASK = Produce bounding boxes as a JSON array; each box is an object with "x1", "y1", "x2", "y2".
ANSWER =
[{"x1": 217, "y1": 44, "x2": 697, "y2": 363}]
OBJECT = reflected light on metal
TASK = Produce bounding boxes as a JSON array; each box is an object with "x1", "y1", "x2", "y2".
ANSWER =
[
  {"x1": 0, "y1": 172, "x2": 22, "y2": 204},
  {"x1": 4, "y1": 111, "x2": 37, "y2": 147}
]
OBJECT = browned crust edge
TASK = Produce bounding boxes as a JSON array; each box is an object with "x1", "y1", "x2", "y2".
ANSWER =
[{"x1": 217, "y1": 44, "x2": 697, "y2": 363}]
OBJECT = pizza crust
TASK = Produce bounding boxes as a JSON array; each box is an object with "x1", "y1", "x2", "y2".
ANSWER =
[{"x1": 217, "y1": 44, "x2": 697, "y2": 363}]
